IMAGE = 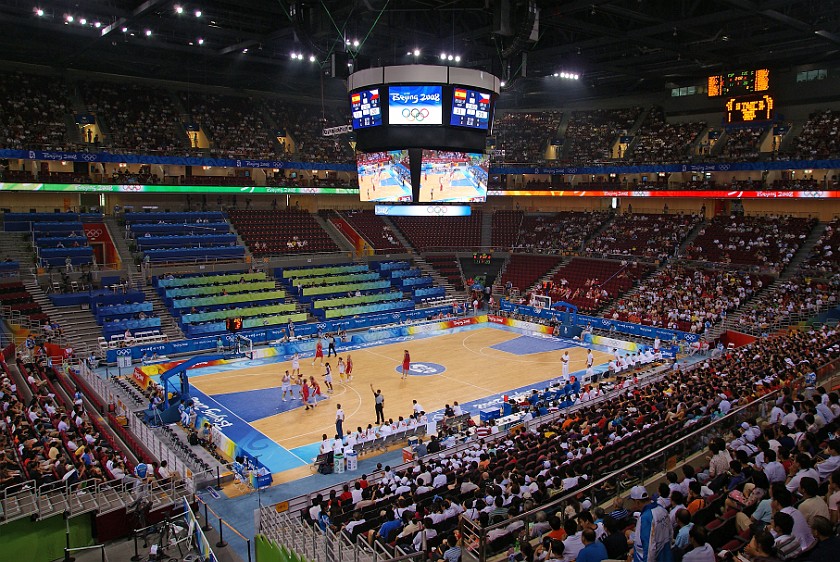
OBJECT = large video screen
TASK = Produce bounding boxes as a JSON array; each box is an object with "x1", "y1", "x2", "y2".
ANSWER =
[
  {"x1": 350, "y1": 89, "x2": 382, "y2": 129},
  {"x1": 357, "y1": 150, "x2": 412, "y2": 202},
  {"x1": 388, "y1": 85, "x2": 442, "y2": 125},
  {"x1": 419, "y1": 150, "x2": 488, "y2": 203},
  {"x1": 450, "y1": 88, "x2": 492, "y2": 130}
]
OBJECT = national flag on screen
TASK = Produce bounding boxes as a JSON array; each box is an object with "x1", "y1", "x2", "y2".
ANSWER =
[
  {"x1": 479, "y1": 93, "x2": 491, "y2": 104},
  {"x1": 454, "y1": 89, "x2": 467, "y2": 100},
  {"x1": 351, "y1": 93, "x2": 361, "y2": 104},
  {"x1": 370, "y1": 89, "x2": 379, "y2": 99}
]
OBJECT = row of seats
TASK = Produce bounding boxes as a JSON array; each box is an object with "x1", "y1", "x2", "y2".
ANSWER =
[{"x1": 227, "y1": 209, "x2": 339, "y2": 255}]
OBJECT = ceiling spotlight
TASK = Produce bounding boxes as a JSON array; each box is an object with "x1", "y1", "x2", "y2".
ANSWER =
[
  {"x1": 352, "y1": 39, "x2": 359, "y2": 47},
  {"x1": 447, "y1": 54, "x2": 453, "y2": 60},
  {"x1": 413, "y1": 48, "x2": 420, "y2": 56},
  {"x1": 194, "y1": 10, "x2": 202, "y2": 17},
  {"x1": 454, "y1": 55, "x2": 461, "y2": 62},
  {"x1": 144, "y1": 29, "x2": 152, "y2": 36},
  {"x1": 65, "y1": 14, "x2": 73, "y2": 23},
  {"x1": 440, "y1": 52, "x2": 446, "y2": 60},
  {"x1": 309, "y1": 55, "x2": 316, "y2": 62},
  {"x1": 345, "y1": 39, "x2": 351, "y2": 45},
  {"x1": 94, "y1": 21, "x2": 101, "y2": 28},
  {"x1": 34, "y1": 8, "x2": 44, "y2": 16},
  {"x1": 79, "y1": 17, "x2": 86, "y2": 25},
  {"x1": 554, "y1": 72, "x2": 560, "y2": 77},
  {"x1": 197, "y1": 37, "x2": 204, "y2": 45},
  {"x1": 500, "y1": 80, "x2": 506, "y2": 87},
  {"x1": 242, "y1": 48, "x2": 248, "y2": 53},
  {"x1": 175, "y1": 5, "x2": 183, "y2": 14},
  {"x1": 121, "y1": 26, "x2": 128, "y2": 32}
]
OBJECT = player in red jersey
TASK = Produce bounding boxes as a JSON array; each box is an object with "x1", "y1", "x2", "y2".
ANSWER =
[
  {"x1": 401, "y1": 349, "x2": 411, "y2": 380},
  {"x1": 312, "y1": 339, "x2": 324, "y2": 366}
]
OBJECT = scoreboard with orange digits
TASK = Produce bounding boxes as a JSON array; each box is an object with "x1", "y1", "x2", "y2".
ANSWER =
[
  {"x1": 708, "y1": 68, "x2": 770, "y2": 97},
  {"x1": 725, "y1": 94, "x2": 775, "y2": 124}
]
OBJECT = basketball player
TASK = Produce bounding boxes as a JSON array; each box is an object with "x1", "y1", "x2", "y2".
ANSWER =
[
  {"x1": 313, "y1": 339, "x2": 324, "y2": 366},
  {"x1": 291, "y1": 352, "x2": 301, "y2": 377},
  {"x1": 561, "y1": 350, "x2": 570, "y2": 379},
  {"x1": 337, "y1": 357, "x2": 346, "y2": 382},
  {"x1": 586, "y1": 349, "x2": 594, "y2": 371},
  {"x1": 345, "y1": 354, "x2": 353, "y2": 382},
  {"x1": 323, "y1": 363, "x2": 333, "y2": 393},
  {"x1": 401, "y1": 349, "x2": 411, "y2": 380},
  {"x1": 309, "y1": 376, "x2": 322, "y2": 408},
  {"x1": 301, "y1": 379, "x2": 311, "y2": 410},
  {"x1": 281, "y1": 370, "x2": 293, "y2": 402}
]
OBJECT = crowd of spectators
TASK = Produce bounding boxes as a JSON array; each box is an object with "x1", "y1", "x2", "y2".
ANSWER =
[
  {"x1": 564, "y1": 107, "x2": 643, "y2": 163},
  {"x1": 603, "y1": 265, "x2": 765, "y2": 333},
  {"x1": 791, "y1": 110, "x2": 840, "y2": 160},
  {"x1": 300, "y1": 322, "x2": 840, "y2": 562},
  {"x1": 721, "y1": 126, "x2": 767, "y2": 161},
  {"x1": 515, "y1": 212, "x2": 610, "y2": 254},
  {"x1": 736, "y1": 275, "x2": 840, "y2": 335},
  {"x1": 493, "y1": 111, "x2": 563, "y2": 163},
  {"x1": 684, "y1": 215, "x2": 817, "y2": 269},
  {"x1": 179, "y1": 92, "x2": 278, "y2": 160},
  {"x1": 629, "y1": 108, "x2": 706, "y2": 164},
  {"x1": 81, "y1": 81, "x2": 187, "y2": 155},
  {"x1": 264, "y1": 100, "x2": 354, "y2": 164},
  {"x1": 586, "y1": 212, "x2": 703, "y2": 261},
  {"x1": 805, "y1": 219, "x2": 840, "y2": 275},
  {"x1": 0, "y1": 72, "x2": 71, "y2": 151}
]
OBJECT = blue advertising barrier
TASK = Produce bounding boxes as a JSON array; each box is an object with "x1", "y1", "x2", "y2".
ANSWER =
[
  {"x1": 124, "y1": 211, "x2": 225, "y2": 223},
  {"x1": 105, "y1": 304, "x2": 453, "y2": 362},
  {"x1": 51, "y1": 289, "x2": 145, "y2": 307},
  {"x1": 499, "y1": 300, "x2": 700, "y2": 343},
  {"x1": 143, "y1": 246, "x2": 245, "y2": 262},
  {"x1": 132, "y1": 222, "x2": 231, "y2": 235},
  {"x1": 371, "y1": 261, "x2": 410, "y2": 272},
  {"x1": 136, "y1": 234, "x2": 237, "y2": 249}
]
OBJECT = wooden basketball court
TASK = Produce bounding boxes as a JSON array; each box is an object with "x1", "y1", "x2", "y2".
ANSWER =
[{"x1": 190, "y1": 326, "x2": 612, "y2": 451}]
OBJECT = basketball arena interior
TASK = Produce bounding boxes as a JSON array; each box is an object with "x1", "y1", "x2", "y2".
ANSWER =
[{"x1": 0, "y1": 1, "x2": 839, "y2": 561}]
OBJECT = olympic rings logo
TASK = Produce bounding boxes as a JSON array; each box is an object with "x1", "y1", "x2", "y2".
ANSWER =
[
  {"x1": 425, "y1": 206, "x2": 449, "y2": 215},
  {"x1": 116, "y1": 349, "x2": 131, "y2": 356},
  {"x1": 402, "y1": 108, "x2": 430, "y2": 121},
  {"x1": 85, "y1": 229, "x2": 102, "y2": 238},
  {"x1": 83, "y1": 154, "x2": 96, "y2": 162}
]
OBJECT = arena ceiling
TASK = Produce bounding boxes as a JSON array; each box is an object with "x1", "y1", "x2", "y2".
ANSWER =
[{"x1": 0, "y1": 0, "x2": 838, "y2": 100}]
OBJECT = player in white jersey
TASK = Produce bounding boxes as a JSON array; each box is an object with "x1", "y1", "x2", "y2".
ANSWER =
[
  {"x1": 291, "y1": 352, "x2": 301, "y2": 376},
  {"x1": 561, "y1": 351, "x2": 570, "y2": 379},
  {"x1": 281, "y1": 370, "x2": 293, "y2": 402}
]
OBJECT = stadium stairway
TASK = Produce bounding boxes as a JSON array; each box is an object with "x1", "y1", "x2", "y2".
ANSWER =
[
  {"x1": 675, "y1": 216, "x2": 708, "y2": 256},
  {"x1": 22, "y1": 278, "x2": 100, "y2": 350},
  {"x1": 380, "y1": 217, "x2": 416, "y2": 254},
  {"x1": 778, "y1": 221, "x2": 827, "y2": 281},
  {"x1": 413, "y1": 255, "x2": 460, "y2": 299},
  {"x1": 480, "y1": 211, "x2": 493, "y2": 248},
  {"x1": 528, "y1": 257, "x2": 570, "y2": 295},
  {"x1": 103, "y1": 216, "x2": 184, "y2": 341},
  {"x1": 313, "y1": 213, "x2": 356, "y2": 253}
]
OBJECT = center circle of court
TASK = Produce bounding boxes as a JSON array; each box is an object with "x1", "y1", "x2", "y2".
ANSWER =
[{"x1": 394, "y1": 362, "x2": 446, "y2": 376}]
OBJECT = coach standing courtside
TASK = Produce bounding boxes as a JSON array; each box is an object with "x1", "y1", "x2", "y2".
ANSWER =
[{"x1": 371, "y1": 384, "x2": 385, "y2": 424}]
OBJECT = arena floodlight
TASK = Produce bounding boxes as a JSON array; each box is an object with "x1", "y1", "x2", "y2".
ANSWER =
[{"x1": 175, "y1": 5, "x2": 184, "y2": 14}]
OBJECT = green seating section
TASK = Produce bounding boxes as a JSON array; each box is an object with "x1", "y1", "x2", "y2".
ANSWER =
[
  {"x1": 181, "y1": 303, "x2": 298, "y2": 324},
  {"x1": 301, "y1": 280, "x2": 390, "y2": 297},
  {"x1": 172, "y1": 290, "x2": 286, "y2": 310},
  {"x1": 282, "y1": 264, "x2": 367, "y2": 279},
  {"x1": 293, "y1": 272, "x2": 381, "y2": 288},
  {"x1": 159, "y1": 271, "x2": 266, "y2": 288},
  {"x1": 166, "y1": 280, "x2": 276, "y2": 299},
  {"x1": 311, "y1": 291, "x2": 403, "y2": 310}
]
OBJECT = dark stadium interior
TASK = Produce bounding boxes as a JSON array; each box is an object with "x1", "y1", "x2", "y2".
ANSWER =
[{"x1": 0, "y1": 1, "x2": 839, "y2": 562}]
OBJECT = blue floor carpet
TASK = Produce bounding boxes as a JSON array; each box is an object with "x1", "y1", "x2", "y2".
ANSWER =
[
  {"x1": 212, "y1": 386, "x2": 328, "y2": 423},
  {"x1": 490, "y1": 335, "x2": 579, "y2": 355}
]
